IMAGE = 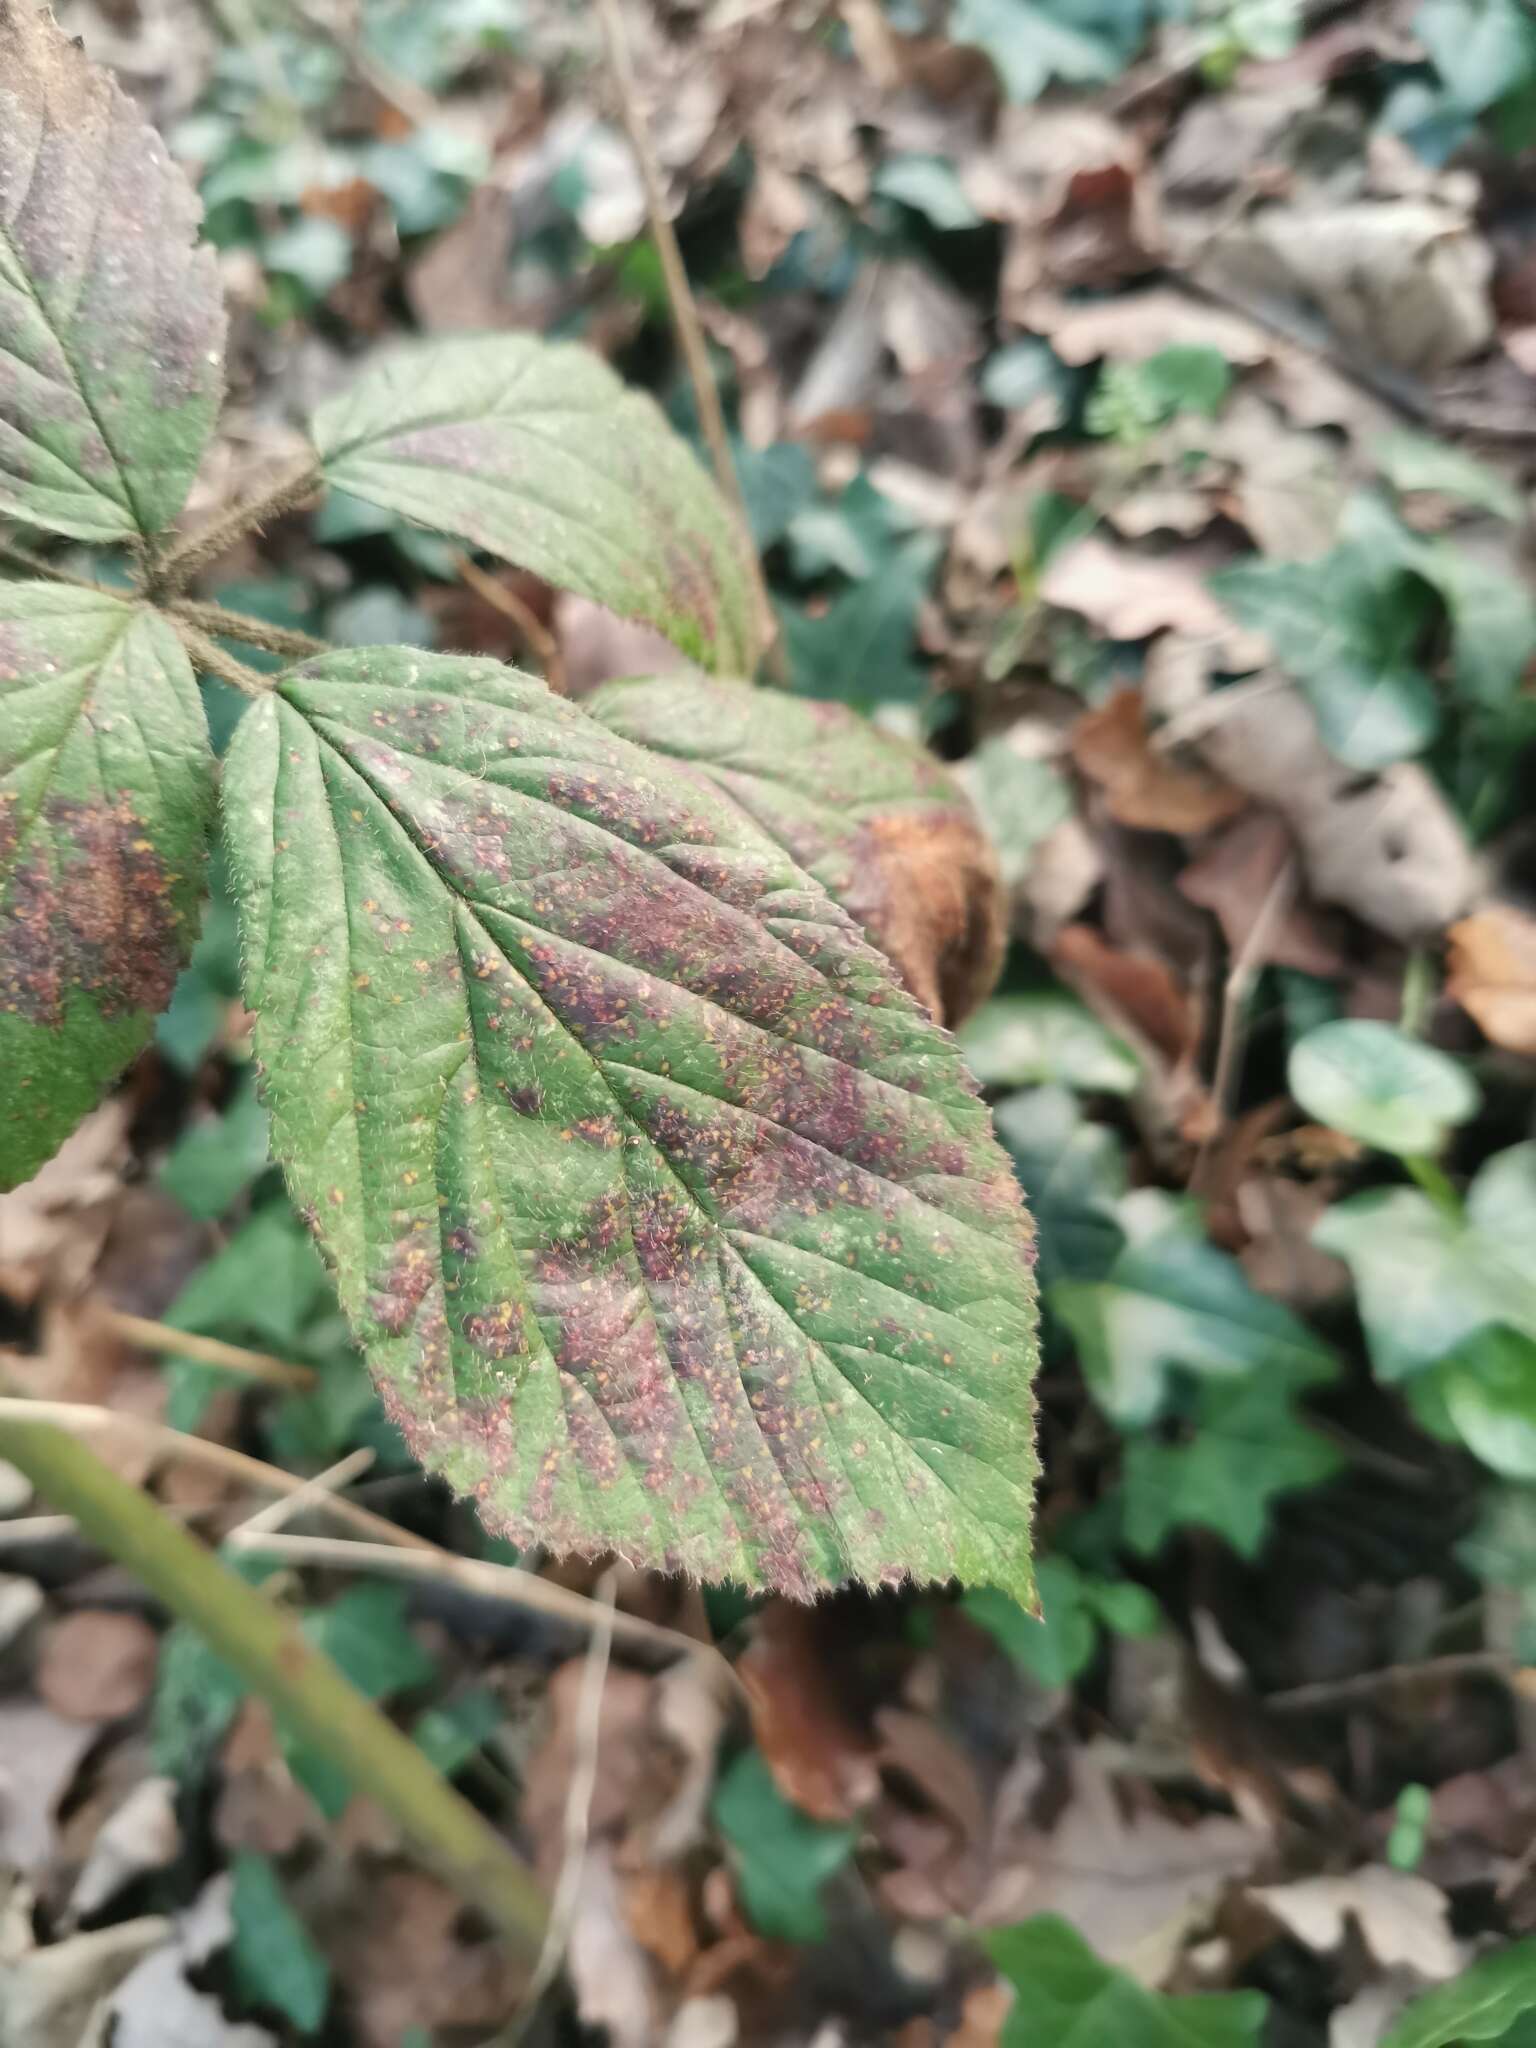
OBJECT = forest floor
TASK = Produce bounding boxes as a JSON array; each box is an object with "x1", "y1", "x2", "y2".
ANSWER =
[{"x1": 6, "y1": 0, "x2": 1536, "y2": 2043}]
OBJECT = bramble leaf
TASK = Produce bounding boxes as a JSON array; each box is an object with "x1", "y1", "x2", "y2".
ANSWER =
[
  {"x1": 0, "y1": 2, "x2": 226, "y2": 540},
  {"x1": 310, "y1": 336, "x2": 764, "y2": 676},
  {"x1": 587, "y1": 675, "x2": 1005, "y2": 1025},
  {"x1": 0, "y1": 585, "x2": 213, "y2": 1189},
  {"x1": 223, "y1": 650, "x2": 1040, "y2": 1601}
]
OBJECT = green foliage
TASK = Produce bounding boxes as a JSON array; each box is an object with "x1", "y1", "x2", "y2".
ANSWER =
[
  {"x1": 229, "y1": 1851, "x2": 332, "y2": 2034},
  {"x1": 1289, "y1": 1020, "x2": 1478, "y2": 1158},
  {"x1": 950, "y1": 0, "x2": 1150, "y2": 101},
  {"x1": 965, "y1": 744, "x2": 1074, "y2": 888},
  {"x1": 1415, "y1": 0, "x2": 1536, "y2": 145},
  {"x1": 222, "y1": 650, "x2": 1040, "y2": 1600},
  {"x1": 0, "y1": 4, "x2": 225, "y2": 539},
  {"x1": 984, "y1": 1916, "x2": 1268, "y2": 2046},
  {"x1": 961, "y1": 994, "x2": 1140, "y2": 1095},
  {"x1": 1382, "y1": 1939, "x2": 1536, "y2": 2048},
  {"x1": 964, "y1": 1554, "x2": 1158, "y2": 1687},
  {"x1": 0, "y1": 589, "x2": 214, "y2": 1189},
  {"x1": 1087, "y1": 348, "x2": 1233, "y2": 442},
  {"x1": 1373, "y1": 430, "x2": 1525, "y2": 522},
  {"x1": 1053, "y1": 1197, "x2": 1335, "y2": 1423},
  {"x1": 302, "y1": 1582, "x2": 435, "y2": 1701},
  {"x1": 159, "y1": 1076, "x2": 271, "y2": 1220},
  {"x1": 713, "y1": 1749, "x2": 858, "y2": 1942},
  {"x1": 993, "y1": 1086, "x2": 1127, "y2": 1293},
  {"x1": 1122, "y1": 1375, "x2": 1342, "y2": 1558},
  {"x1": 311, "y1": 334, "x2": 764, "y2": 676},
  {"x1": 412, "y1": 1688, "x2": 504, "y2": 1777}
]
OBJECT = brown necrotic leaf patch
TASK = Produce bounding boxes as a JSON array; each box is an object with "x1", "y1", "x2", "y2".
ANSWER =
[{"x1": 226, "y1": 651, "x2": 1039, "y2": 1603}]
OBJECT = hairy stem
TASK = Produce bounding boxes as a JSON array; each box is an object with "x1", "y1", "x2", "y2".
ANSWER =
[
  {"x1": 173, "y1": 620, "x2": 276, "y2": 697},
  {"x1": 0, "y1": 1417, "x2": 549, "y2": 1963},
  {"x1": 1406, "y1": 1153, "x2": 1463, "y2": 1218},
  {"x1": 153, "y1": 456, "x2": 323, "y2": 595},
  {"x1": 169, "y1": 597, "x2": 331, "y2": 662},
  {"x1": 593, "y1": 0, "x2": 784, "y2": 685},
  {"x1": 0, "y1": 543, "x2": 118, "y2": 593}
]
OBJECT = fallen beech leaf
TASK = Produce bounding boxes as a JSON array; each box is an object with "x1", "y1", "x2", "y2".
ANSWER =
[
  {"x1": 1252, "y1": 1867, "x2": 1460, "y2": 1980},
  {"x1": 1040, "y1": 536, "x2": 1265, "y2": 665},
  {"x1": 1052, "y1": 924, "x2": 1200, "y2": 1072},
  {"x1": 36, "y1": 1610, "x2": 159, "y2": 1724},
  {"x1": 740, "y1": 1601, "x2": 880, "y2": 1823},
  {"x1": 1447, "y1": 905, "x2": 1536, "y2": 1057},
  {"x1": 1179, "y1": 811, "x2": 1350, "y2": 980},
  {"x1": 1072, "y1": 689, "x2": 1245, "y2": 835}
]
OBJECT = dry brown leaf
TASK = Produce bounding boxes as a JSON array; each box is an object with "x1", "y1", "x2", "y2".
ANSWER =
[
  {"x1": 1052, "y1": 923, "x2": 1200, "y2": 1072},
  {"x1": 978, "y1": 1750, "x2": 1269, "y2": 1983},
  {"x1": 65, "y1": 1775, "x2": 179, "y2": 1925},
  {"x1": 522, "y1": 1659, "x2": 666, "y2": 1880},
  {"x1": 0, "y1": 1912, "x2": 170, "y2": 2048},
  {"x1": 1040, "y1": 536, "x2": 1265, "y2": 665},
  {"x1": 740, "y1": 1601, "x2": 880, "y2": 1823},
  {"x1": 1073, "y1": 689, "x2": 1245, "y2": 835},
  {"x1": 1252, "y1": 1867, "x2": 1461, "y2": 1980},
  {"x1": 0, "y1": 1100, "x2": 131, "y2": 1306},
  {"x1": 214, "y1": 1699, "x2": 323, "y2": 1858},
  {"x1": 1447, "y1": 904, "x2": 1536, "y2": 1057},
  {"x1": 1017, "y1": 288, "x2": 1273, "y2": 367},
  {"x1": 329, "y1": 1867, "x2": 526, "y2": 2048},
  {"x1": 622, "y1": 1864, "x2": 701, "y2": 1978},
  {"x1": 36, "y1": 1610, "x2": 158, "y2": 1725},
  {"x1": 1179, "y1": 811, "x2": 1350, "y2": 979},
  {"x1": 0, "y1": 1700, "x2": 98, "y2": 1874}
]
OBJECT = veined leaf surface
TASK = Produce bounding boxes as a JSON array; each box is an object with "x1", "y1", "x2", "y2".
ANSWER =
[
  {"x1": 224, "y1": 650, "x2": 1038, "y2": 1599},
  {"x1": 587, "y1": 676, "x2": 1006, "y2": 1025},
  {"x1": 311, "y1": 336, "x2": 764, "y2": 677},
  {"x1": 1, "y1": 585, "x2": 212, "y2": 1187},
  {"x1": 0, "y1": 2, "x2": 226, "y2": 540}
]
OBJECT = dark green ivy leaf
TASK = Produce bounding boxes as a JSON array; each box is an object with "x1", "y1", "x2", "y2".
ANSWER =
[
  {"x1": 1382, "y1": 1937, "x2": 1536, "y2": 2048},
  {"x1": 713, "y1": 1748, "x2": 857, "y2": 1942},
  {"x1": 223, "y1": 650, "x2": 1040, "y2": 1601},
  {"x1": 229, "y1": 1851, "x2": 331, "y2": 2035},
  {"x1": 984, "y1": 1915, "x2": 1268, "y2": 2047}
]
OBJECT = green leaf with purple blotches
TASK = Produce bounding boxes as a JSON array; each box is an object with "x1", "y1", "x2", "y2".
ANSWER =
[
  {"x1": 0, "y1": 2, "x2": 226, "y2": 540},
  {"x1": 222, "y1": 649, "x2": 1039, "y2": 1601},
  {"x1": 0, "y1": 584, "x2": 213, "y2": 1189},
  {"x1": 311, "y1": 336, "x2": 765, "y2": 677},
  {"x1": 587, "y1": 674, "x2": 1005, "y2": 1025}
]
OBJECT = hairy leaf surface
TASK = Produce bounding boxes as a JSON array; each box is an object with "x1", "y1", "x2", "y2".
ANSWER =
[
  {"x1": 0, "y1": 2, "x2": 226, "y2": 540},
  {"x1": 311, "y1": 337, "x2": 764, "y2": 677},
  {"x1": 1, "y1": 585, "x2": 213, "y2": 1187},
  {"x1": 224, "y1": 650, "x2": 1039, "y2": 1599},
  {"x1": 588, "y1": 676, "x2": 1005, "y2": 1025}
]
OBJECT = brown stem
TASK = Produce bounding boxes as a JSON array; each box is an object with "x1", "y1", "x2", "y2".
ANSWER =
[
  {"x1": 592, "y1": 0, "x2": 784, "y2": 685},
  {"x1": 154, "y1": 456, "x2": 322, "y2": 595},
  {"x1": 450, "y1": 552, "x2": 567, "y2": 693},
  {"x1": 169, "y1": 598, "x2": 330, "y2": 662}
]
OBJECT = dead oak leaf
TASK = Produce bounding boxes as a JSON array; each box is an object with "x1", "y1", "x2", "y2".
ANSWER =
[
  {"x1": 1073, "y1": 689, "x2": 1245, "y2": 836},
  {"x1": 1039, "y1": 535, "x2": 1267, "y2": 666},
  {"x1": 1447, "y1": 904, "x2": 1536, "y2": 1057}
]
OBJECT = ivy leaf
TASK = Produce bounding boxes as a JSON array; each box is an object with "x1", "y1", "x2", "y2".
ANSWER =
[
  {"x1": 310, "y1": 335, "x2": 763, "y2": 676},
  {"x1": 1415, "y1": 0, "x2": 1536, "y2": 116},
  {"x1": 950, "y1": 0, "x2": 1149, "y2": 102},
  {"x1": 993, "y1": 1086, "x2": 1126, "y2": 1292},
  {"x1": 587, "y1": 673, "x2": 1004, "y2": 1026},
  {"x1": 1315, "y1": 1144, "x2": 1536, "y2": 1381},
  {"x1": 0, "y1": 2, "x2": 226, "y2": 540},
  {"x1": 961, "y1": 994, "x2": 1139, "y2": 1095},
  {"x1": 1289, "y1": 1020, "x2": 1478, "y2": 1157},
  {"x1": 984, "y1": 1916, "x2": 1268, "y2": 2047},
  {"x1": 229, "y1": 1851, "x2": 330, "y2": 2034},
  {"x1": 1122, "y1": 1378, "x2": 1343, "y2": 1559},
  {"x1": 964, "y1": 1555, "x2": 1157, "y2": 1689},
  {"x1": 1374, "y1": 429, "x2": 1525, "y2": 521},
  {"x1": 1052, "y1": 1215, "x2": 1334, "y2": 1424},
  {"x1": 1432, "y1": 1327, "x2": 1536, "y2": 1480},
  {"x1": 1382, "y1": 1937, "x2": 1536, "y2": 2048},
  {"x1": 713, "y1": 1749, "x2": 857, "y2": 1942},
  {"x1": 0, "y1": 586, "x2": 213, "y2": 1189},
  {"x1": 223, "y1": 651, "x2": 1040, "y2": 1601}
]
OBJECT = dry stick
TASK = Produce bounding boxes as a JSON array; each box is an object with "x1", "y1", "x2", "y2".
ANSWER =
[
  {"x1": 155, "y1": 456, "x2": 322, "y2": 595},
  {"x1": 511, "y1": 1567, "x2": 620, "y2": 2037},
  {"x1": 168, "y1": 598, "x2": 331, "y2": 664},
  {"x1": 0, "y1": 1416, "x2": 548, "y2": 1961},
  {"x1": 1191, "y1": 856, "x2": 1298, "y2": 1194},
  {"x1": 102, "y1": 1307, "x2": 318, "y2": 1393},
  {"x1": 451, "y1": 551, "x2": 567, "y2": 693},
  {"x1": 1265, "y1": 1651, "x2": 1514, "y2": 1714},
  {"x1": 0, "y1": 1397, "x2": 719, "y2": 1667},
  {"x1": 592, "y1": 0, "x2": 785, "y2": 685},
  {"x1": 233, "y1": 1446, "x2": 379, "y2": 1539}
]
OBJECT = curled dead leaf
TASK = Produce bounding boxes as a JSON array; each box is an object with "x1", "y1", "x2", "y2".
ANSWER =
[
  {"x1": 1073, "y1": 689, "x2": 1245, "y2": 836},
  {"x1": 740, "y1": 1601, "x2": 880, "y2": 1824},
  {"x1": 1447, "y1": 904, "x2": 1536, "y2": 1057}
]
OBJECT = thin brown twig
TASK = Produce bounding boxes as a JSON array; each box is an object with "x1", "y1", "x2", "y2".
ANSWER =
[
  {"x1": 1191, "y1": 856, "x2": 1297, "y2": 1195},
  {"x1": 1265, "y1": 1651, "x2": 1514, "y2": 1713},
  {"x1": 450, "y1": 551, "x2": 567, "y2": 692},
  {"x1": 231, "y1": 1447, "x2": 378, "y2": 1539},
  {"x1": 592, "y1": 0, "x2": 784, "y2": 685},
  {"x1": 509, "y1": 1566, "x2": 619, "y2": 2036},
  {"x1": 101, "y1": 1308, "x2": 319, "y2": 1392}
]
